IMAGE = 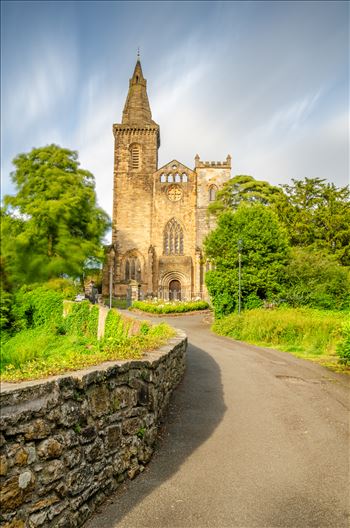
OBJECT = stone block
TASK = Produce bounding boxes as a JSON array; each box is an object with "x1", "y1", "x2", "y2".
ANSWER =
[
  {"x1": 67, "y1": 466, "x2": 94, "y2": 496},
  {"x1": 0, "y1": 454, "x2": 8, "y2": 475},
  {"x1": 105, "y1": 424, "x2": 122, "y2": 453},
  {"x1": 1, "y1": 475, "x2": 26, "y2": 512},
  {"x1": 40, "y1": 459, "x2": 65, "y2": 485},
  {"x1": 87, "y1": 384, "x2": 110, "y2": 417},
  {"x1": 122, "y1": 417, "x2": 142, "y2": 436},
  {"x1": 37, "y1": 438, "x2": 63, "y2": 459},
  {"x1": 110, "y1": 386, "x2": 137, "y2": 410}
]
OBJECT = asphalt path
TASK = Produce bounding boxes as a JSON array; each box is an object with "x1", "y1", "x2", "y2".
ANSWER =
[{"x1": 86, "y1": 313, "x2": 349, "y2": 528}]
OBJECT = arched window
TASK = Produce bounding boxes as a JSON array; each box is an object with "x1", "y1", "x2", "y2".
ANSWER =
[
  {"x1": 164, "y1": 218, "x2": 184, "y2": 255},
  {"x1": 160, "y1": 173, "x2": 166, "y2": 183},
  {"x1": 130, "y1": 144, "x2": 141, "y2": 170},
  {"x1": 209, "y1": 185, "x2": 218, "y2": 201},
  {"x1": 124, "y1": 257, "x2": 141, "y2": 281},
  {"x1": 182, "y1": 173, "x2": 188, "y2": 183},
  {"x1": 167, "y1": 174, "x2": 174, "y2": 182},
  {"x1": 175, "y1": 173, "x2": 181, "y2": 182}
]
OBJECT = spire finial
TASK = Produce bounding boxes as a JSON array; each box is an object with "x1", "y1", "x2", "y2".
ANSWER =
[{"x1": 137, "y1": 47, "x2": 140, "y2": 59}]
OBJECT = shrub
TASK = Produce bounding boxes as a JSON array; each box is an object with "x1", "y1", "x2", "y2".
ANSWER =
[
  {"x1": 337, "y1": 321, "x2": 350, "y2": 365},
  {"x1": 213, "y1": 307, "x2": 346, "y2": 358},
  {"x1": 132, "y1": 300, "x2": 209, "y2": 314}
]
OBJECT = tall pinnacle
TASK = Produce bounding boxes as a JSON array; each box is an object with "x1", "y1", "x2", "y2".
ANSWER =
[{"x1": 122, "y1": 59, "x2": 154, "y2": 125}]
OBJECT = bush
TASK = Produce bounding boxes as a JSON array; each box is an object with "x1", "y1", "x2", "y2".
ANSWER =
[
  {"x1": 337, "y1": 321, "x2": 350, "y2": 365},
  {"x1": 204, "y1": 205, "x2": 290, "y2": 317},
  {"x1": 132, "y1": 300, "x2": 209, "y2": 314},
  {"x1": 281, "y1": 248, "x2": 350, "y2": 310},
  {"x1": 213, "y1": 307, "x2": 347, "y2": 358}
]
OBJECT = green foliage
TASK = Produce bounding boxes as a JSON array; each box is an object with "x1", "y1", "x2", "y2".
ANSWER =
[
  {"x1": 208, "y1": 175, "x2": 283, "y2": 216},
  {"x1": 12, "y1": 286, "x2": 64, "y2": 332},
  {"x1": 281, "y1": 248, "x2": 350, "y2": 310},
  {"x1": 1, "y1": 315, "x2": 174, "y2": 382},
  {"x1": 213, "y1": 307, "x2": 347, "y2": 358},
  {"x1": 281, "y1": 178, "x2": 350, "y2": 265},
  {"x1": 132, "y1": 300, "x2": 209, "y2": 314},
  {"x1": 336, "y1": 322, "x2": 350, "y2": 365},
  {"x1": 103, "y1": 309, "x2": 128, "y2": 342},
  {"x1": 0, "y1": 288, "x2": 13, "y2": 333},
  {"x1": 204, "y1": 204, "x2": 290, "y2": 317},
  {"x1": 64, "y1": 301, "x2": 91, "y2": 336},
  {"x1": 2, "y1": 144, "x2": 110, "y2": 286},
  {"x1": 209, "y1": 175, "x2": 350, "y2": 267}
]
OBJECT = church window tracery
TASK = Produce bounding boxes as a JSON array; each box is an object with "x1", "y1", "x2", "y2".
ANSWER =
[
  {"x1": 160, "y1": 173, "x2": 166, "y2": 182},
  {"x1": 209, "y1": 185, "x2": 218, "y2": 201},
  {"x1": 182, "y1": 173, "x2": 188, "y2": 182},
  {"x1": 167, "y1": 174, "x2": 174, "y2": 182},
  {"x1": 164, "y1": 218, "x2": 184, "y2": 255},
  {"x1": 125, "y1": 256, "x2": 141, "y2": 281}
]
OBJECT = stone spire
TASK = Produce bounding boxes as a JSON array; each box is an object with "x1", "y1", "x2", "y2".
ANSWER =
[{"x1": 122, "y1": 59, "x2": 154, "y2": 125}]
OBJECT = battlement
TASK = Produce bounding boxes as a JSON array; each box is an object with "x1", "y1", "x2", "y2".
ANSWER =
[{"x1": 194, "y1": 154, "x2": 231, "y2": 169}]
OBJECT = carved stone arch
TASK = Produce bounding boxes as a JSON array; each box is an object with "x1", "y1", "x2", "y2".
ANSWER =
[{"x1": 163, "y1": 218, "x2": 184, "y2": 255}]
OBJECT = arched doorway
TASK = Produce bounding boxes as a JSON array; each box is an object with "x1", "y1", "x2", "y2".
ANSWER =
[{"x1": 169, "y1": 279, "x2": 181, "y2": 301}]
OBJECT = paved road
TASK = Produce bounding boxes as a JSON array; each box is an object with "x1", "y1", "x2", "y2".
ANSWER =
[{"x1": 86, "y1": 314, "x2": 349, "y2": 528}]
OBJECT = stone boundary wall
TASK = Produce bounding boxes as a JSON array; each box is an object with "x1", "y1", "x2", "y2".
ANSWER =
[{"x1": 0, "y1": 330, "x2": 187, "y2": 528}]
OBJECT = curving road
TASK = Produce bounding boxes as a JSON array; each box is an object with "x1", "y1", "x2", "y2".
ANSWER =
[{"x1": 86, "y1": 313, "x2": 349, "y2": 528}]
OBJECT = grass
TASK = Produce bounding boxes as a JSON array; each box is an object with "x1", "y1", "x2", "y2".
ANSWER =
[
  {"x1": 0, "y1": 323, "x2": 175, "y2": 382},
  {"x1": 132, "y1": 299, "x2": 210, "y2": 314},
  {"x1": 212, "y1": 307, "x2": 350, "y2": 372}
]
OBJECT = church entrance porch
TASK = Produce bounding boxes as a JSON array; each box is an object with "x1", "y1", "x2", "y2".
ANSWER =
[{"x1": 169, "y1": 280, "x2": 181, "y2": 301}]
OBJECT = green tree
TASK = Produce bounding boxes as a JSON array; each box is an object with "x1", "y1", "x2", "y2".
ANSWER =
[
  {"x1": 281, "y1": 178, "x2": 350, "y2": 264},
  {"x1": 208, "y1": 175, "x2": 284, "y2": 216},
  {"x1": 281, "y1": 248, "x2": 350, "y2": 310},
  {"x1": 204, "y1": 204, "x2": 290, "y2": 317},
  {"x1": 2, "y1": 145, "x2": 110, "y2": 286}
]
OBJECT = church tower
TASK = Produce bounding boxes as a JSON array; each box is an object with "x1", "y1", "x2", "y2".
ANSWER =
[{"x1": 108, "y1": 58, "x2": 160, "y2": 298}]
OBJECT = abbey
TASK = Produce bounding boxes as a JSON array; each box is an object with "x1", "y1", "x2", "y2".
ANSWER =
[{"x1": 102, "y1": 59, "x2": 231, "y2": 301}]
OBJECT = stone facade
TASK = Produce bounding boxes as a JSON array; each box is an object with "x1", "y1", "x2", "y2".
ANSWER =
[
  {"x1": 0, "y1": 330, "x2": 186, "y2": 527},
  {"x1": 102, "y1": 59, "x2": 231, "y2": 301}
]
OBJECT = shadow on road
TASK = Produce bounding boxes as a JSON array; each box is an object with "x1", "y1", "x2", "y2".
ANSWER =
[{"x1": 86, "y1": 341, "x2": 226, "y2": 527}]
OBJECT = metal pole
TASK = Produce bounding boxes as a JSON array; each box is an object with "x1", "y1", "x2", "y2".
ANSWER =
[
  {"x1": 109, "y1": 265, "x2": 113, "y2": 309},
  {"x1": 238, "y1": 239, "x2": 242, "y2": 314},
  {"x1": 238, "y1": 251, "x2": 241, "y2": 314}
]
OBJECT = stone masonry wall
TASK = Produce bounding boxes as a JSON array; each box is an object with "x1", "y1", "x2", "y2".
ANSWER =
[{"x1": 0, "y1": 330, "x2": 187, "y2": 528}]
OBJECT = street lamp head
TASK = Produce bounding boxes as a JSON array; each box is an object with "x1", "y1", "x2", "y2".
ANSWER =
[{"x1": 237, "y1": 238, "x2": 243, "y2": 252}]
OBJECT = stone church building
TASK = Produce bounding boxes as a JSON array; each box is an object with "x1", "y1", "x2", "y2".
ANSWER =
[{"x1": 102, "y1": 59, "x2": 231, "y2": 301}]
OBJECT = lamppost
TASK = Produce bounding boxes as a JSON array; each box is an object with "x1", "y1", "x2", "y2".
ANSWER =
[
  {"x1": 109, "y1": 247, "x2": 115, "y2": 309},
  {"x1": 238, "y1": 239, "x2": 243, "y2": 314}
]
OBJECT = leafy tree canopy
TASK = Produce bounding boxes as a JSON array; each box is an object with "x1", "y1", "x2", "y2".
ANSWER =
[
  {"x1": 208, "y1": 174, "x2": 284, "y2": 216},
  {"x1": 2, "y1": 144, "x2": 110, "y2": 287},
  {"x1": 209, "y1": 175, "x2": 350, "y2": 266},
  {"x1": 204, "y1": 204, "x2": 290, "y2": 317},
  {"x1": 280, "y1": 178, "x2": 350, "y2": 265}
]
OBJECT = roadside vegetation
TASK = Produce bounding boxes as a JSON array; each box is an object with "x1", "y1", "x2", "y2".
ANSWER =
[
  {"x1": 205, "y1": 176, "x2": 350, "y2": 370},
  {"x1": 0, "y1": 145, "x2": 174, "y2": 382},
  {"x1": 213, "y1": 307, "x2": 348, "y2": 370},
  {"x1": 132, "y1": 299, "x2": 209, "y2": 314},
  {"x1": 1, "y1": 284, "x2": 174, "y2": 382}
]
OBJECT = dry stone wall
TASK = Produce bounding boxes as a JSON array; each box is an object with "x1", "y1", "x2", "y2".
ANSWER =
[{"x1": 0, "y1": 330, "x2": 186, "y2": 528}]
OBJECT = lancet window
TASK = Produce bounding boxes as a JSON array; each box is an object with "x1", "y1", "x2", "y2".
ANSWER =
[
  {"x1": 164, "y1": 218, "x2": 184, "y2": 255},
  {"x1": 125, "y1": 257, "x2": 141, "y2": 281},
  {"x1": 209, "y1": 185, "x2": 218, "y2": 201}
]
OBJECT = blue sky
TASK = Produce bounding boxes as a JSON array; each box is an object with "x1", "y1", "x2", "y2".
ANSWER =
[{"x1": 1, "y1": 0, "x2": 349, "y2": 225}]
